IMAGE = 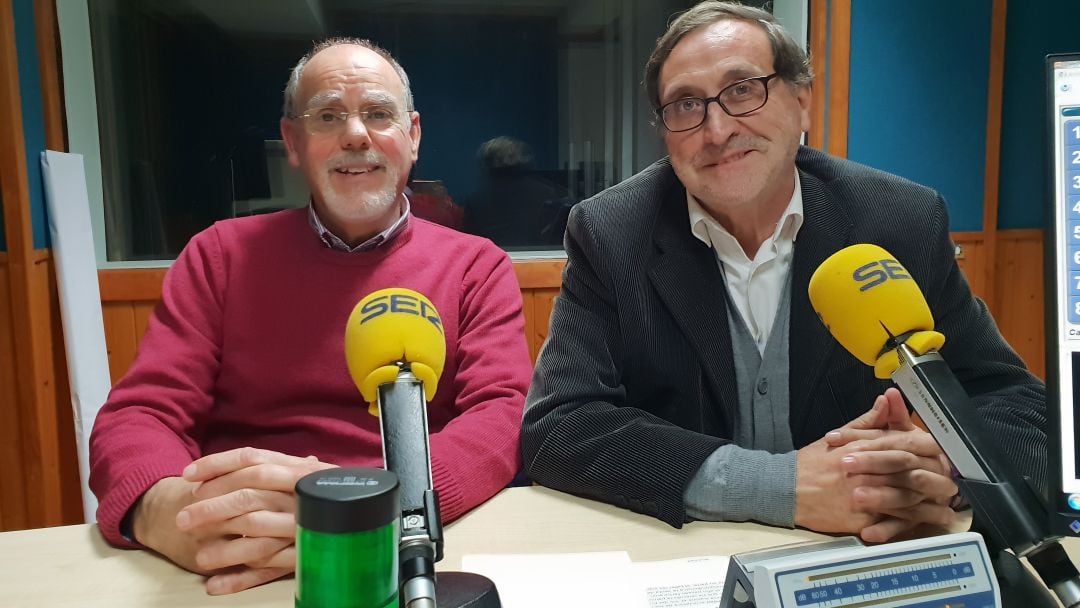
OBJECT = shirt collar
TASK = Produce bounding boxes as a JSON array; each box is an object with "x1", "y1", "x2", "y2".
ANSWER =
[
  {"x1": 687, "y1": 168, "x2": 804, "y2": 259},
  {"x1": 308, "y1": 195, "x2": 411, "y2": 253}
]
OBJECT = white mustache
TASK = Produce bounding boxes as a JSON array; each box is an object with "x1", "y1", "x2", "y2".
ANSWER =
[{"x1": 329, "y1": 151, "x2": 385, "y2": 170}]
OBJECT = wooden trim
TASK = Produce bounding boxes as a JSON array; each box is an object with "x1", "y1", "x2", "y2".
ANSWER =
[
  {"x1": 981, "y1": 0, "x2": 1008, "y2": 314},
  {"x1": 100, "y1": 260, "x2": 567, "y2": 300},
  {"x1": 0, "y1": 0, "x2": 63, "y2": 529},
  {"x1": 1, "y1": 0, "x2": 37, "y2": 529},
  {"x1": 992, "y1": 228, "x2": 1044, "y2": 378},
  {"x1": 0, "y1": 0, "x2": 32, "y2": 262},
  {"x1": 808, "y1": 0, "x2": 828, "y2": 150},
  {"x1": 826, "y1": 0, "x2": 851, "y2": 158},
  {"x1": 34, "y1": 0, "x2": 65, "y2": 151},
  {"x1": 0, "y1": 244, "x2": 24, "y2": 530},
  {"x1": 99, "y1": 268, "x2": 167, "y2": 301},
  {"x1": 950, "y1": 231, "x2": 985, "y2": 242},
  {"x1": 997, "y1": 228, "x2": 1043, "y2": 241},
  {"x1": 513, "y1": 259, "x2": 565, "y2": 290}
]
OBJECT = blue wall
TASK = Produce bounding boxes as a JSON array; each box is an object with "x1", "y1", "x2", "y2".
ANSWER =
[
  {"x1": 13, "y1": 0, "x2": 48, "y2": 249},
  {"x1": 847, "y1": 0, "x2": 991, "y2": 232},
  {"x1": 998, "y1": 0, "x2": 1080, "y2": 230},
  {"x1": 355, "y1": 14, "x2": 559, "y2": 204}
]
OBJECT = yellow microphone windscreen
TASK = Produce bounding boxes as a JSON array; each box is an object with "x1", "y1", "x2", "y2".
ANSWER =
[
  {"x1": 808, "y1": 244, "x2": 937, "y2": 369},
  {"x1": 345, "y1": 288, "x2": 446, "y2": 404}
]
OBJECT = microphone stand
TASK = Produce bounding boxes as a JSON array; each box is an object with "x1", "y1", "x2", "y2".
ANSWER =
[
  {"x1": 378, "y1": 363, "x2": 501, "y2": 608},
  {"x1": 892, "y1": 342, "x2": 1080, "y2": 608}
]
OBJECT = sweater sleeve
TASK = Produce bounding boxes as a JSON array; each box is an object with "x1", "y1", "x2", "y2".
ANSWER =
[
  {"x1": 89, "y1": 227, "x2": 228, "y2": 547},
  {"x1": 427, "y1": 245, "x2": 531, "y2": 522}
]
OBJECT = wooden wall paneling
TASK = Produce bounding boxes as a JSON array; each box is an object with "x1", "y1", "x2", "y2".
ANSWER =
[
  {"x1": 980, "y1": 0, "x2": 1008, "y2": 314},
  {"x1": 532, "y1": 288, "x2": 559, "y2": 360},
  {"x1": 25, "y1": 251, "x2": 63, "y2": 526},
  {"x1": 34, "y1": 0, "x2": 65, "y2": 151},
  {"x1": 0, "y1": 253, "x2": 28, "y2": 530},
  {"x1": 132, "y1": 301, "x2": 156, "y2": 349},
  {"x1": 520, "y1": 290, "x2": 536, "y2": 363},
  {"x1": 994, "y1": 229, "x2": 1044, "y2": 379},
  {"x1": 808, "y1": 0, "x2": 828, "y2": 150},
  {"x1": 101, "y1": 302, "x2": 137, "y2": 385},
  {"x1": 513, "y1": 260, "x2": 565, "y2": 290},
  {"x1": 1, "y1": 0, "x2": 65, "y2": 530},
  {"x1": 98, "y1": 268, "x2": 165, "y2": 302},
  {"x1": 1, "y1": 0, "x2": 32, "y2": 531},
  {"x1": 826, "y1": 0, "x2": 851, "y2": 158},
  {"x1": 35, "y1": 0, "x2": 81, "y2": 524},
  {"x1": 513, "y1": 261, "x2": 564, "y2": 361},
  {"x1": 951, "y1": 232, "x2": 986, "y2": 302}
]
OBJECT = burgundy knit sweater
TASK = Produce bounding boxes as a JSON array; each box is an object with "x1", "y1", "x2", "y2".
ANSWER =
[{"x1": 89, "y1": 209, "x2": 531, "y2": 547}]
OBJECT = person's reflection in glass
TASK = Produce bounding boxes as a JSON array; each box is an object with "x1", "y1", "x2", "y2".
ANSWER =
[{"x1": 464, "y1": 136, "x2": 570, "y2": 248}]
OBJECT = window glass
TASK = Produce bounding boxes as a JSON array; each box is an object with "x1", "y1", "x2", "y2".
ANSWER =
[{"x1": 82, "y1": 0, "x2": 792, "y2": 260}]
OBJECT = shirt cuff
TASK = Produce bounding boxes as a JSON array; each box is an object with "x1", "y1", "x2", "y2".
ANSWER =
[
  {"x1": 118, "y1": 501, "x2": 140, "y2": 545},
  {"x1": 683, "y1": 444, "x2": 797, "y2": 527}
]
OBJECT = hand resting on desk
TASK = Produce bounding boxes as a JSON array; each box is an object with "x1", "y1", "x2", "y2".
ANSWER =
[
  {"x1": 795, "y1": 388, "x2": 958, "y2": 542},
  {"x1": 132, "y1": 447, "x2": 336, "y2": 595}
]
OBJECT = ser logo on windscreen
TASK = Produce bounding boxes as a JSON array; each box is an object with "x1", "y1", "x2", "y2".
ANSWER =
[
  {"x1": 360, "y1": 294, "x2": 444, "y2": 333},
  {"x1": 852, "y1": 258, "x2": 911, "y2": 292}
]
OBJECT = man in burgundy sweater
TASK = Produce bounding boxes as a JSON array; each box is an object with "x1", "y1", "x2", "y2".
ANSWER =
[{"x1": 88, "y1": 38, "x2": 532, "y2": 595}]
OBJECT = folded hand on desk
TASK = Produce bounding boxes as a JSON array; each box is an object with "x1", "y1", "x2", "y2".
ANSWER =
[
  {"x1": 795, "y1": 388, "x2": 957, "y2": 542},
  {"x1": 133, "y1": 447, "x2": 336, "y2": 595}
]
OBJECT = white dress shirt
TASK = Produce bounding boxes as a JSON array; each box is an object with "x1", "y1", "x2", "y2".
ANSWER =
[{"x1": 687, "y1": 171, "x2": 804, "y2": 353}]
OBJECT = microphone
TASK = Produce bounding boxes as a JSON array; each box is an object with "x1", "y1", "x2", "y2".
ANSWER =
[
  {"x1": 345, "y1": 288, "x2": 500, "y2": 608},
  {"x1": 808, "y1": 244, "x2": 1080, "y2": 608}
]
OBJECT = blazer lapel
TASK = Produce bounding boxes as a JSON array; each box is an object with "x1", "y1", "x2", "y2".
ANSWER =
[
  {"x1": 789, "y1": 168, "x2": 853, "y2": 438},
  {"x1": 647, "y1": 179, "x2": 737, "y2": 434}
]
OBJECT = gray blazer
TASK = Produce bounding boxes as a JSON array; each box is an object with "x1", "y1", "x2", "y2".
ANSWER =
[{"x1": 521, "y1": 146, "x2": 1046, "y2": 528}]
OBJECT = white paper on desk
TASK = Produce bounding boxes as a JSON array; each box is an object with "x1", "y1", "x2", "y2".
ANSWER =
[
  {"x1": 632, "y1": 555, "x2": 729, "y2": 608},
  {"x1": 462, "y1": 551, "x2": 642, "y2": 607}
]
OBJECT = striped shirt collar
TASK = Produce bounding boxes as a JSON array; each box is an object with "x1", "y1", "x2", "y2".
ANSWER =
[{"x1": 307, "y1": 195, "x2": 411, "y2": 252}]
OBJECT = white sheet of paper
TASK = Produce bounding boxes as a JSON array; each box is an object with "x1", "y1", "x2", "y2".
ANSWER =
[
  {"x1": 460, "y1": 552, "x2": 728, "y2": 608},
  {"x1": 633, "y1": 555, "x2": 729, "y2": 608}
]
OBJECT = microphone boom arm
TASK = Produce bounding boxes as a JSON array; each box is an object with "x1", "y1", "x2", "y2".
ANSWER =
[
  {"x1": 892, "y1": 343, "x2": 1080, "y2": 607},
  {"x1": 378, "y1": 363, "x2": 444, "y2": 608}
]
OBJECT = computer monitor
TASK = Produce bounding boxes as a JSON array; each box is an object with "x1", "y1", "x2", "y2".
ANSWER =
[{"x1": 1045, "y1": 52, "x2": 1080, "y2": 536}]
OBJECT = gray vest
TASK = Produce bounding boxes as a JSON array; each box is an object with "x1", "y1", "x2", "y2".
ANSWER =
[{"x1": 727, "y1": 274, "x2": 795, "y2": 452}]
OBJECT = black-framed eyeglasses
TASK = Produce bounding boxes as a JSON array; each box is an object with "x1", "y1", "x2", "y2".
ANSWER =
[{"x1": 657, "y1": 73, "x2": 780, "y2": 132}]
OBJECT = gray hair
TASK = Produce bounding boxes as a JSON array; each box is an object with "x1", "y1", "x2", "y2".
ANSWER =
[
  {"x1": 643, "y1": 1, "x2": 813, "y2": 111},
  {"x1": 283, "y1": 37, "x2": 415, "y2": 118}
]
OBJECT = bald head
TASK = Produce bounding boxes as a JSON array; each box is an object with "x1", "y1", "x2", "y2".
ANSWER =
[{"x1": 283, "y1": 37, "x2": 414, "y2": 118}]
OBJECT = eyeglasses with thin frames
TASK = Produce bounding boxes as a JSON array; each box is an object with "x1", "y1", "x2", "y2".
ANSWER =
[
  {"x1": 291, "y1": 107, "x2": 412, "y2": 136},
  {"x1": 657, "y1": 73, "x2": 780, "y2": 132}
]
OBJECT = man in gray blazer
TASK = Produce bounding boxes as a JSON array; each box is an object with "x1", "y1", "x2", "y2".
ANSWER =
[{"x1": 522, "y1": 1, "x2": 1045, "y2": 541}]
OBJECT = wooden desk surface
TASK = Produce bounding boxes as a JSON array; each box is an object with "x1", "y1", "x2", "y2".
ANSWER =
[
  {"x1": 0, "y1": 486, "x2": 1073, "y2": 606},
  {"x1": 0, "y1": 486, "x2": 828, "y2": 607}
]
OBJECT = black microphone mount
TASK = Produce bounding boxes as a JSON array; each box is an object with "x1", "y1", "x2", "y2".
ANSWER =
[
  {"x1": 376, "y1": 362, "x2": 501, "y2": 608},
  {"x1": 378, "y1": 363, "x2": 442, "y2": 608},
  {"x1": 892, "y1": 342, "x2": 1080, "y2": 608}
]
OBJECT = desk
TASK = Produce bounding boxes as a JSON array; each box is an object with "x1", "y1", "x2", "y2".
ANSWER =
[{"x1": 0, "y1": 486, "x2": 1073, "y2": 607}]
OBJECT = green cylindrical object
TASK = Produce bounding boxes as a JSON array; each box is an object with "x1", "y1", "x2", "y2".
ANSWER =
[{"x1": 295, "y1": 467, "x2": 400, "y2": 608}]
